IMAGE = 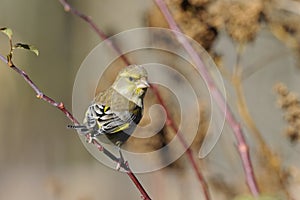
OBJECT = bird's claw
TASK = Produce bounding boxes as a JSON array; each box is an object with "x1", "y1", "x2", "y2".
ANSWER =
[
  {"x1": 86, "y1": 134, "x2": 97, "y2": 144},
  {"x1": 116, "y1": 161, "x2": 121, "y2": 171},
  {"x1": 116, "y1": 157, "x2": 127, "y2": 171},
  {"x1": 115, "y1": 149, "x2": 127, "y2": 171}
]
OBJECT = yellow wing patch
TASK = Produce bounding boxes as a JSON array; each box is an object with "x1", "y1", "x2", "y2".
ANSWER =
[
  {"x1": 104, "y1": 105, "x2": 109, "y2": 112},
  {"x1": 112, "y1": 123, "x2": 130, "y2": 133}
]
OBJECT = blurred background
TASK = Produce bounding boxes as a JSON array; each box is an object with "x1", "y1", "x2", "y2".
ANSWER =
[{"x1": 1, "y1": 0, "x2": 300, "y2": 199}]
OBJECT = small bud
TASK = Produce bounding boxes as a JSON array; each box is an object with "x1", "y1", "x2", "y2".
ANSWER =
[
  {"x1": 58, "y1": 102, "x2": 64, "y2": 109},
  {"x1": 64, "y1": 4, "x2": 71, "y2": 12},
  {"x1": 166, "y1": 119, "x2": 172, "y2": 126},
  {"x1": 36, "y1": 93, "x2": 43, "y2": 99}
]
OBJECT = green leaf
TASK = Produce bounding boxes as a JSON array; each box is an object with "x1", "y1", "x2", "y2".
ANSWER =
[
  {"x1": 0, "y1": 27, "x2": 13, "y2": 39},
  {"x1": 13, "y1": 43, "x2": 39, "y2": 56}
]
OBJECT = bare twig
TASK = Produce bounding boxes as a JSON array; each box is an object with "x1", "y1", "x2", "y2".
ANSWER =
[
  {"x1": 57, "y1": 0, "x2": 211, "y2": 199},
  {"x1": 0, "y1": 55, "x2": 78, "y2": 124},
  {"x1": 242, "y1": 50, "x2": 290, "y2": 81},
  {"x1": 0, "y1": 53, "x2": 151, "y2": 200},
  {"x1": 91, "y1": 137, "x2": 151, "y2": 200},
  {"x1": 58, "y1": 0, "x2": 130, "y2": 66},
  {"x1": 151, "y1": 86, "x2": 210, "y2": 200},
  {"x1": 233, "y1": 48, "x2": 293, "y2": 199},
  {"x1": 154, "y1": 0, "x2": 260, "y2": 196},
  {"x1": 277, "y1": 0, "x2": 300, "y2": 16}
]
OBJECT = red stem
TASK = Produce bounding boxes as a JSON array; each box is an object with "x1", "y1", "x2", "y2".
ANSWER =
[
  {"x1": 151, "y1": 85, "x2": 210, "y2": 200},
  {"x1": 0, "y1": 54, "x2": 151, "y2": 199},
  {"x1": 92, "y1": 138, "x2": 151, "y2": 200},
  {"x1": 0, "y1": 55, "x2": 79, "y2": 125},
  {"x1": 154, "y1": 0, "x2": 259, "y2": 196},
  {"x1": 57, "y1": 0, "x2": 210, "y2": 199},
  {"x1": 127, "y1": 171, "x2": 151, "y2": 200},
  {"x1": 58, "y1": 0, "x2": 130, "y2": 66}
]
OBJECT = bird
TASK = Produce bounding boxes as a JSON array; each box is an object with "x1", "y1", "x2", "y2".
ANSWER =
[{"x1": 69, "y1": 64, "x2": 149, "y2": 169}]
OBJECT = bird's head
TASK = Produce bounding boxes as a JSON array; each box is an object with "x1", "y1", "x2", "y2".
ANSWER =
[{"x1": 112, "y1": 65, "x2": 149, "y2": 106}]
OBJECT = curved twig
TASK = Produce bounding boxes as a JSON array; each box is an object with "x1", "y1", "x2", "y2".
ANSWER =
[
  {"x1": 57, "y1": 0, "x2": 211, "y2": 199},
  {"x1": 0, "y1": 54, "x2": 151, "y2": 200},
  {"x1": 154, "y1": 0, "x2": 260, "y2": 197}
]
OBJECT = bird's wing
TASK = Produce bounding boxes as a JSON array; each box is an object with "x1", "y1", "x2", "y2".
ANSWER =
[{"x1": 86, "y1": 103, "x2": 136, "y2": 135}]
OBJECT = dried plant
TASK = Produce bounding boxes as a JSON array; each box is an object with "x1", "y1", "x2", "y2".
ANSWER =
[
  {"x1": 275, "y1": 83, "x2": 300, "y2": 143},
  {"x1": 2, "y1": 0, "x2": 300, "y2": 199}
]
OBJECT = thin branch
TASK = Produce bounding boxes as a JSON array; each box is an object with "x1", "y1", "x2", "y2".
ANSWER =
[
  {"x1": 58, "y1": 0, "x2": 130, "y2": 66},
  {"x1": 57, "y1": 1, "x2": 211, "y2": 199},
  {"x1": 233, "y1": 48, "x2": 293, "y2": 199},
  {"x1": 154, "y1": 0, "x2": 260, "y2": 196},
  {"x1": 242, "y1": 50, "x2": 290, "y2": 81},
  {"x1": 277, "y1": 0, "x2": 300, "y2": 16},
  {"x1": 0, "y1": 54, "x2": 151, "y2": 200},
  {"x1": 151, "y1": 86, "x2": 210, "y2": 200},
  {"x1": 91, "y1": 137, "x2": 151, "y2": 200},
  {"x1": 0, "y1": 55, "x2": 77, "y2": 124}
]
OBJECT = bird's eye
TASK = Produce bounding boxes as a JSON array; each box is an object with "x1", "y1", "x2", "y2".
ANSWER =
[{"x1": 128, "y1": 77, "x2": 134, "y2": 82}]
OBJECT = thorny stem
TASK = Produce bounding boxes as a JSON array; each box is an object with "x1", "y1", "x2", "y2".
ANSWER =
[
  {"x1": 154, "y1": 0, "x2": 260, "y2": 197},
  {"x1": 0, "y1": 55, "x2": 151, "y2": 200},
  {"x1": 0, "y1": 54, "x2": 78, "y2": 124},
  {"x1": 57, "y1": 0, "x2": 211, "y2": 199}
]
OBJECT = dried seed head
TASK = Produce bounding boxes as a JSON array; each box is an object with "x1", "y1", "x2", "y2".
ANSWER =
[
  {"x1": 274, "y1": 82, "x2": 300, "y2": 142},
  {"x1": 225, "y1": 1, "x2": 263, "y2": 43}
]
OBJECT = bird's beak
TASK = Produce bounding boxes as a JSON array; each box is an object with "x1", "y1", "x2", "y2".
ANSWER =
[{"x1": 137, "y1": 78, "x2": 150, "y2": 89}]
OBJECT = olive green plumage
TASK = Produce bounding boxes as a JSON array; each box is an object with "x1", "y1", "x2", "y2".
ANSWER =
[{"x1": 80, "y1": 65, "x2": 149, "y2": 147}]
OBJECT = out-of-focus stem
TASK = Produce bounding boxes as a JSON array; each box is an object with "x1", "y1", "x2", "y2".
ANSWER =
[
  {"x1": 58, "y1": 0, "x2": 131, "y2": 66},
  {"x1": 151, "y1": 85, "x2": 211, "y2": 200},
  {"x1": 57, "y1": 1, "x2": 211, "y2": 199},
  {"x1": 233, "y1": 48, "x2": 293, "y2": 199},
  {"x1": 154, "y1": 0, "x2": 260, "y2": 196}
]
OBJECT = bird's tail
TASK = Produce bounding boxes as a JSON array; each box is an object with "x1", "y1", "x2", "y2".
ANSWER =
[
  {"x1": 67, "y1": 125, "x2": 86, "y2": 129},
  {"x1": 67, "y1": 124, "x2": 90, "y2": 135}
]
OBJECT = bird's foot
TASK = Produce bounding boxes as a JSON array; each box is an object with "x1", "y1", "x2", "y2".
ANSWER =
[
  {"x1": 116, "y1": 149, "x2": 127, "y2": 171},
  {"x1": 116, "y1": 158, "x2": 128, "y2": 171},
  {"x1": 116, "y1": 160, "x2": 122, "y2": 171},
  {"x1": 86, "y1": 133, "x2": 98, "y2": 144}
]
